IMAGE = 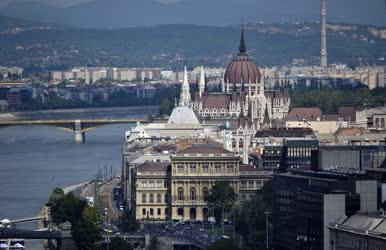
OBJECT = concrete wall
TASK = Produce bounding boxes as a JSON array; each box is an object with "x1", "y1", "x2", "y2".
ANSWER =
[
  {"x1": 286, "y1": 120, "x2": 348, "y2": 134},
  {"x1": 323, "y1": 194, "x2": 346, "y2": 250},
  {"x1": 356, "y1": 180, "x2": 378, "y2": 213},
  {"x1": 319, "y1": 150, "x2": 361, "y2": 170}
]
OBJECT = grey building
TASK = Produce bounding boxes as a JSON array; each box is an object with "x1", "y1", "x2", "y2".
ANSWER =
[
  {"x1": 329, "y1": 213, "x2": 386, "y2": 250},
  {"x1": 272, "y1": 170, "x2": 378, "y2": 250}
]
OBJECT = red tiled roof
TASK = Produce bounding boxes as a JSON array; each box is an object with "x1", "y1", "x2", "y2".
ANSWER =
[
  {"x1": 338, "y1": 106, "x2": 357, "y2": 121},
  {"x1": 177, "y1": 144, "x2": 231, "y2": 154},
  {"x1": 201, "y1": 94, "x2": 230, "y2": 109},
  {"x1": 285, "y1": 107, "x2": 322, "y2": 121},
  {"x1": 137, "y1": 162, "x2": 170, "y2": 173},
  {"x1": 254, "y1": 127, "x2": 315, "y2": 137}
]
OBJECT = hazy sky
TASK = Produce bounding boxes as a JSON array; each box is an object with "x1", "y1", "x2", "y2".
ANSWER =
[{"x1": 0, "y1": 0, "x2": 181, "y2": 8}]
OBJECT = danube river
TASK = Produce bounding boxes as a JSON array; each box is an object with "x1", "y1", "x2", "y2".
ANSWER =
[{"x1": 0, "y1": 107, "x2": 153, "y2": 248}]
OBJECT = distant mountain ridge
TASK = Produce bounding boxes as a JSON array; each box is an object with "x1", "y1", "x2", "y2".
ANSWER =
[
  {"x1": 0, "y1": 0, "x2": 385, "y2": 28},
  {"x1": 0, "y1": 15, "x2": 384, "y2": 70}
]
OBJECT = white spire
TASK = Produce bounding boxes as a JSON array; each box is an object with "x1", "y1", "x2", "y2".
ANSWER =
[
  {"x1": 179, "y1": 66, "x2": 191, "y2": 107},
  {"x1": 199, "y1": 66, "x2": 205, "y2": 98}
]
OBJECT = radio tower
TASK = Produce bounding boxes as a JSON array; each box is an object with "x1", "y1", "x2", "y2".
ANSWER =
[{"x1": 320, "y1": 0, "x2": 328, "y2": 67}]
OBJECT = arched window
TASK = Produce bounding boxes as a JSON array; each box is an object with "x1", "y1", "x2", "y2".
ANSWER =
[
  {"x1": 142, "y1": 208, "x2": 146, "y2": 215},
  {"x1": 157, "y1": 194, "x2": 162, "y2": 203},
  {"x1": 190, "y1": 164, "x2": 197, "y2": 174},
  {"x1": 142, "y1": 194, "x2": 146, "y2": 203},
  {"x1": 227, "y1": 164, "x2": 234, "y2": 174},
  {"x1": 178, "y1": 187, "x2": 184, "y2": 201},
  {"x1": 202, "y1": 187, "x2": 209, "y2": 198},
  {"x1": 157, "y1": 208, "x2": 161, "y2": 216},
  {"x1": 149, "y1": 194, "x2": 154, "y2": 203},
  {"x1": 177, "y1": 164, "x2": 184, "y2": 173},
  {"x1": 190, "y1": 187, "x2": 196, "y2": 201},
  {"x1": 202, "y1": 164, "x2": 209, "y2": 174},
  {"x1": 239, "y1": 138, "x2": 244, "y2": 148},
  {"x1": 150, "y1": 208, "x2": 154, "y2": 216},
  {"x1": 215, "y1": 164, "x2": 221, "y2": 174}
]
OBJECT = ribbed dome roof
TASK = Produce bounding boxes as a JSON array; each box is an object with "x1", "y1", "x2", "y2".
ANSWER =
[{"x1": 224, "y1": 27, "x2": 261, "y2": 85}]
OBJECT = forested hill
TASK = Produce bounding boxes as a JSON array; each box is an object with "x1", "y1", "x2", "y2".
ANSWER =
[{"x1": 0, "y1": 16, "x2": 385, "y2": 70}]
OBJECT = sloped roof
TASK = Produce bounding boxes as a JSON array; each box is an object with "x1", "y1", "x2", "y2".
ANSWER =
[
  {"x1": 167, "y1": 107, "x2": 200, "y2": 125},
  {"x1": 201, "y1": 94, "x2": 230, "y2": 109},
  {"x1": 254, "y1": 127, "x2": 314, "y2": 138},
  {"x1": 137, "y1": 162, "x2": 170, "y2": 174},
  {"x1": 285, "y1": 107, "x2": 322, "y2": 121},
  {"x1": 338, "y1": 106, "x2": 357, "y2": 121},
  {"x1": 177, "y1": 144, "x2": 231, "y2": 154}
]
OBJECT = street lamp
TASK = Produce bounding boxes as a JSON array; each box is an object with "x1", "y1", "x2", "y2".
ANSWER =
[{"x1": 264, "y1": 211, "x2": 271, "y2": 249}]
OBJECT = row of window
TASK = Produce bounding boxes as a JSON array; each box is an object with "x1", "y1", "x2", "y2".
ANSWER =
[
  {"x1": 240, "y1": 180, "x2": 264, "y2": 189},
  {"x1": 142, "y1": 207, "x2": 167, "y2": 217},
  {"x1": 140, "y1": 181, "x2": 168, "y2": 188},
  {"x1": 287, "y1": 147, "x2": 313, "y2": 157},
  {"x1": 177, "y1": 187, "x2": 209, "y2": 201},
  {"x1": 141, "y1": 193, "x2": 168, "y2": 203},
  {"x1": 176, "y1": 164, "x2": 235, "y2": 174}
]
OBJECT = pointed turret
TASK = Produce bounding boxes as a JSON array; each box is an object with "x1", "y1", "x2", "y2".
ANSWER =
[
  {"x1": 263, "y1": 103, "x2": 270, "y2": 128},
  {"x1": 239, "y1": 25, "x2": 247, "y2": 54},
  {"x1": 179, "y1": 66, "x2": 191, "y2": 107},
  {"x1": 199, "y1": 66, "x2": 205, "y2": 98}
]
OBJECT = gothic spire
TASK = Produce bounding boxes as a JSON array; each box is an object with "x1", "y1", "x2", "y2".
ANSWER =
[
  {"x1": 199, "y1": 65, "x2": 205, "y2": 98},
  {"x1": 239, "y1": 24, "x2": 246, "y2": 54},
  {"x1": 179, "y1": 65, "x2": 191, "y2": 107}
]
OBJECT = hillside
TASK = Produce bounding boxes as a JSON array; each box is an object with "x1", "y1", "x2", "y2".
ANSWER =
[
  {"x1": 0, "y1": 16, "x2": 384, "y2": 70},
  {"x1": 0, "y1": 0, "x2": 385, "y2": 28}
]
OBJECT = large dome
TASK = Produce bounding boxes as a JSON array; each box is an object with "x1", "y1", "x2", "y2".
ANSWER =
[{"x1": 224, "y1": 28, "x2": 261, "y2": 85}]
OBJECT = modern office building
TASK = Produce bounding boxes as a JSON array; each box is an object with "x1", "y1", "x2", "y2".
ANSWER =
[{"x1": 272, "y1": 170, "x2": 377, "y2": 250}]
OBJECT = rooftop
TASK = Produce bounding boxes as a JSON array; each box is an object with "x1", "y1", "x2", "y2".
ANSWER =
[
  {"x1": 285, "y1": 107, "x2": 322, "y2": 121},
  {"x1": 330, "y1": 213, "x2": 386, "y2": 239},
  {"x1": 167, "y1": 107, "x2": 200, "y2": 125},
  {"x1": 176, "y1": 143, "x2": 232, "y2": 155},
  {"x1": 136, "y1": 162, "x2": 170, "y2": 174},
  {"x1": 254, "y1": 127, "x2": 314, "y2": 138}
]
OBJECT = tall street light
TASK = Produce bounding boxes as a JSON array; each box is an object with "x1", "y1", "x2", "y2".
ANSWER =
[{"x1": 264, "y1": 211, "x2": 271, "y2": 249}]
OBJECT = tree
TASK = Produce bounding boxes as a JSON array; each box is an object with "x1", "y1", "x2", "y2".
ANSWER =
[
  {"x1": 159, "y1": 98, "x2": 173, "y2": 116},
  {"x1": 109, "y1": 237, "x2": 133, "y2": 250},
  {"x1": 204, "y1": 181, "x2": 236, "y2": 224},
  {"x1": 72, "y1": 206, "x2": 102, "y2": 250},
  {"x1": 236, "y1": 179, "x2": 272, "y2": 250},
  {"x1": 50, "y1": 192, "x2": 87, "y2": 225},
  {"x1": 149, "y1": 236, "x2": 160, "y2": 250},
  {"x1": 47, "y1": 188, "x2": 65, "y2": 206},
  {"x1": 207, "y1": 239, "x2": 240, "y2": 250},
  {"x1": 118, "y1": 210, "x2": 138, "y2": 232}
]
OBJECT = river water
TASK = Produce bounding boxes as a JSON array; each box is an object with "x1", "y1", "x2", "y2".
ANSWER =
[{"x1": 0, "y1": 108, "x2": 150, "y2": 249}]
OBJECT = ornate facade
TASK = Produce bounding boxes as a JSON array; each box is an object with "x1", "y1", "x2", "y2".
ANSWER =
[
  {"x1": 133, "y1": 144, "x2": 270, "y2": 221},
  {"x1": 188, "y1": 27, "x2": 290, "y2": 127}
]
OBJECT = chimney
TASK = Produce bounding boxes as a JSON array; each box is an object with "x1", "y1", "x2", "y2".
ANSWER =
[{"x1": 320, "y1": 0, "x2": 328, "y2": 67}]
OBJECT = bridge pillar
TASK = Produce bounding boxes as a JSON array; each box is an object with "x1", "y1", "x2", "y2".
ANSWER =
[{"x1": 74, "y1": 120, "x2": 85, "y2": 144}]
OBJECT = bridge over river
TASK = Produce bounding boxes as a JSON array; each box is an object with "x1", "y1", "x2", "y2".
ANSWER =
[
  {"x1": 0, "y1": 106, "x2": 159, "y2": 143},
  {"x1": 0, "y1": 118, "x2": 149, "y2": 143}
]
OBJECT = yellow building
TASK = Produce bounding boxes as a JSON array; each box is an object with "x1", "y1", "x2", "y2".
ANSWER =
[
  {"x1": 134, "y1": 162, "x2": 171, "y2": 220},
  {"x1": 133, "y1": 144, "x2": 270, "y2": 221},
  {"x1": 170, "y1": 144, "x2": 240, "y2": 221}
]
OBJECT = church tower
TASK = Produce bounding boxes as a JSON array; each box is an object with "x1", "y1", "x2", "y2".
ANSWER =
[{"x1": 179, "y1": 66, "x2": 191, "y2": 107}]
